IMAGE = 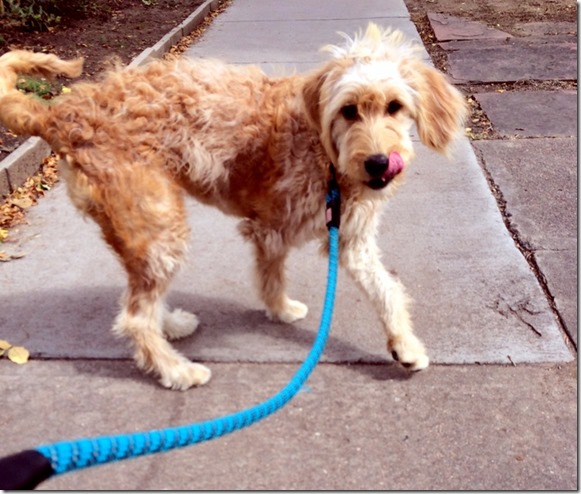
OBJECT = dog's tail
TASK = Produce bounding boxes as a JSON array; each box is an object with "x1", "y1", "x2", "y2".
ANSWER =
[{"x1": 0, "y1": 50, "x2": 83, "y2": 136}]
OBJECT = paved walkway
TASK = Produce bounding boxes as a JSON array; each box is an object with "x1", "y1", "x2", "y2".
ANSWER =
[
  {"x1": 428, "y1": 11, "x2": 577, "y2": 347},
  {"x1": 0, "y1": 0, "x2": 576, "y2": 489}
]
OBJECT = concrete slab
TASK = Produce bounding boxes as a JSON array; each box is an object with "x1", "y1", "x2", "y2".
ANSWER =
[
  {"x1": 535, "y1": 250, "x2": 578, "y2": 345},
  {"x1": 442, "y1": 37, "x2": 577, "y2": 83},
  {"x1": 511, "y1": 21, "x2": 577, "y2": 37},
  {"x1": 473, "y1": 139, "x2": 576, "y2": 345},
  {"x1": 428, "y1": 12, "x2": 512, "y2": 41},
  {"x1": 441, "y1": 34, "x2": 577, "y2": 51},
  {"x1": 473, "y1": 139, "x2": 577, "y2": 251},
  {"x1": 0, "y1": 140, "x2": 572, "y2": 365},
  {"x1": 185, "y1": 18, "x2": 426, "y2": 65},
  {"x1": 217, "y1": 0, "x2": 411, "y2": 21},
  {"x1": 0, "y1": 361, "x2": 576, "y2": 489},
  {"x1": 474, "y1": 91, "x2": 577, "y2": 138}
]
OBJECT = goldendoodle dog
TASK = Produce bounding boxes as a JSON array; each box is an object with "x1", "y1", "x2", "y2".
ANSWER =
[{"x1": 0, "y1": 24, "x2": 466, "y2": 390}]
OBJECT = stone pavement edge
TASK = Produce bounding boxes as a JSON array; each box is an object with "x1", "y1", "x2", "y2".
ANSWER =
[{"x1": 0, "y1": 0, "x2": 577, "y2": 490}]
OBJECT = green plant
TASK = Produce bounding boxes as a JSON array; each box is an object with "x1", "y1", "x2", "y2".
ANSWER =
[
  {"x1": 16, "y1": 76, "x2": 60, "y2": 100},
  {"x1": 4, "y1": 0, "x2": 61, "y2": 31},
  {"x1": 1, "y1": 0, "x2": 114, "y2": 31}
]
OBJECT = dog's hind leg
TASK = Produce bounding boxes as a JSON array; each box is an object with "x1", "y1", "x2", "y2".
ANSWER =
[
  {"x1": 240, "y1": 222, "x2": 308, "y2": 323},
  {"x1": 112, "y1": 213, "x2": 210, "y2": 389},
  {"x1": 341, "y1": 236, "x2": 429, "y2": 371},
  {"x1": 162, "y1": 307, "x2": 200, "y2": 341},
  {"x1": 115, "y1": 285, "x2": 209, "y2": 390},
  {"x1": 67, "y1": 165, "x2": 210, "y2": 390}
]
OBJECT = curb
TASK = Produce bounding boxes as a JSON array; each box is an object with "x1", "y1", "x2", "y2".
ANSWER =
[{"x1": 0, "y1": 0, "x2": 222, "y2": 198}]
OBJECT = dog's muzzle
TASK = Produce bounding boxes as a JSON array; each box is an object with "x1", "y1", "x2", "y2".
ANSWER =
[{"x1": 364, "y1": 152, "x2": 405, "y2": 190}]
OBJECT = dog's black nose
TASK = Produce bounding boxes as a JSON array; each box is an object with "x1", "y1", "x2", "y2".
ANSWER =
[{"x1": 364, "y1": 154, "x2": 389, "y2": 178}]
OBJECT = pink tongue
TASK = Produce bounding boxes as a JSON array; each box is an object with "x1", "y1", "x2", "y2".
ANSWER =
[{"x1": 384, "y1": 151, "x2": 404, "y2": 179}]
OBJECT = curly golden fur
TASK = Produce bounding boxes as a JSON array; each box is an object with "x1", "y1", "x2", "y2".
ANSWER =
[{"x1": 0, "y1": 24, "x2": 466, "y2": 390}]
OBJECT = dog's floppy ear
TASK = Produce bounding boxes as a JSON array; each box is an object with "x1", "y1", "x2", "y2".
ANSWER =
[
  {"x1": 301, "y1": 67, "x2": 328, "y2": 133},
  {"x1": 407, "y1": 61, "x2": 467, "y2": 154}
]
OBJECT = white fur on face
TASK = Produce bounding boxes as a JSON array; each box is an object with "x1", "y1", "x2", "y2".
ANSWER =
[
  {"x1": 338, "y1": 60, "x2": 402, "y2": 90},
  {"x1": 333, "y1": 60, "x2": 418, "y2": 114},
  {"x1": 320, "y1": 60, "x2": 417, "y2": 185}
]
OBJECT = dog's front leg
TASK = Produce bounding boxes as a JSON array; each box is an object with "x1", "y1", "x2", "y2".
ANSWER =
[{"x1": 341, "y1": 237, "x2": 429, "y2": 370}]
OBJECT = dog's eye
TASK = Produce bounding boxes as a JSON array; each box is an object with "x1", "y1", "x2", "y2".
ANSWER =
[
  {"x1": 340, "y1": 104, "x2": 359, "y2": 121},
  {"x1": 386, "y1": 100, "x2": 403, "y2": 115}
]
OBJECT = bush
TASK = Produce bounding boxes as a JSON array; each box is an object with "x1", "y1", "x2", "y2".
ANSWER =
[
  {"x1": 3, "y1": 0, "x2": 61, "y2": 31},
  {"x1": 1, "y1": 0, "x2": 115, "y2": 31}
]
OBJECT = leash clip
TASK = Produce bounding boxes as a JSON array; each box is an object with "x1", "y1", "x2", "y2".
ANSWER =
[{"x1": 326, "y1": 164, "x2": 341, "y2": 230}]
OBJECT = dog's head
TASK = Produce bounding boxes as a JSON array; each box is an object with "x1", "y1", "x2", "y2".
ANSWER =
[{"x1": 302, "y1": 23, "x2": 467, "y2": 194}]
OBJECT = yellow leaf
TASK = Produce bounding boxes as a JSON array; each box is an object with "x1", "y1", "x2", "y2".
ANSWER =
[
  {"x1": 0, "y1": 229, "x2": 7, "y2": 242},
  {"x1": 0, "y1": 339, "x2": 11, "y2": 356},
  {"x1": 8, "y1": 346, "x2": 30, "y2": 364},
  {"x1": 61, "y1": 86, "x2": 71, "y2": 94},
  {"x1": 0, "y1": 251, "x2": 26, "y2": 262},
  {"x1": 10, "y1": 197, "x2": 34, "y2": 209}
]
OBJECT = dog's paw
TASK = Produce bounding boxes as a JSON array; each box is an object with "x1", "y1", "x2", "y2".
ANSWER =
[
  {"x1": 159, "y1": 362, "x2": 212, "y2": 391},
  {"x1": 389, "y1": 334, "x2": 429, "y2": 371},
  {"x1": 163, "y1": 308, "x2": 200, "y2": 341},
  {"x1": 267, "y1": 298, "x2": 309, "y2": 324}
]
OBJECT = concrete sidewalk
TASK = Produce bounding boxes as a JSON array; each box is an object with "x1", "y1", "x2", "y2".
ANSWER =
[{"x1": 0, "y1": 0, "x2": 576, "y2": 489}]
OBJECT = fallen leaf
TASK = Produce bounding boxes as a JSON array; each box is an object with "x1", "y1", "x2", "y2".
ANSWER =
[
  {"x1": 1, "y1": 154, "x2": 60, "y2": 231},
  {"x1": 10, "y1": 197, "x2": 34, "y2": 209},
  {"x1": 0, "y1": 228, "x2": 7, "y2": 242},
  {"x1": 0, "y1": 251, "x2": 26, "y2": 262},
  {"x1": 0, "y1": 339, "x2": 11, "y2": 356},
  {"x1": 8, "y1": 346, "x2": 30, "y2": 364}
]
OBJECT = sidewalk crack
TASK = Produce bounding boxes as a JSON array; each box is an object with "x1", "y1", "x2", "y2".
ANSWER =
[
  {"x1": 489, "y1": 296, "x2": 543, "y2": 337},
  {"x1": 506, "y1": 304, "x2": 543, "y2": 337}
]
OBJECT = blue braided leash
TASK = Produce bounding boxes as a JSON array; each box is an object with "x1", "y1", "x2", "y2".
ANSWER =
[{"x1": 0, "y1": 172, "x2": 341, "y2": 490}]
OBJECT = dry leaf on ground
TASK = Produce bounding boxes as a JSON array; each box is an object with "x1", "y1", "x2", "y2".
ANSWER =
[
  {"x1": 0, "y1": 250, "x2": 26, "y2": 262},
  {"x1": 0, "y1": 154, "x2": 59, "y2": 231},
  {"x1": 8, "y1": 346, "x2": 30, "y2": 364},
  {"x1": 0, "y1": 339, "x2": 30, "y2": 363},
  {"x1": 0, "y1": 339, "x2": 11, "y2": 356}
]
